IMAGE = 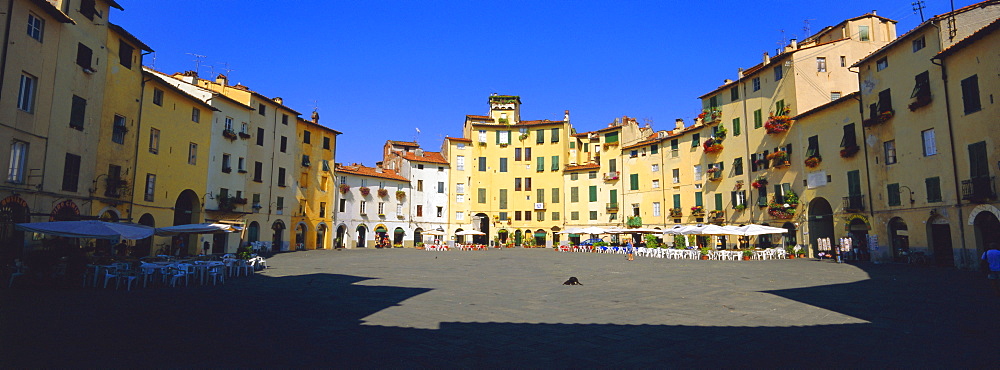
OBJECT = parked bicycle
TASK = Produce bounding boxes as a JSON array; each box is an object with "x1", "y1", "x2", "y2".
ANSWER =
[{"x1": 899, "y1": 249, "x2": 928, "y2": 266}]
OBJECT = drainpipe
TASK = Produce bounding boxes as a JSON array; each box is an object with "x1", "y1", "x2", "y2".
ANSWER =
[
  {"x1": 848, "y1": 65, "x2": 878, "y2": 260},
  {"x1": 0, "y1": 0, "x2": 14, "y2": 101},
  {"x1": 128, "y1": 54, "x2": 153, "y2": 223},
  {"x1": 932, "y1": 42, "x2": 969, "y2": 268}
]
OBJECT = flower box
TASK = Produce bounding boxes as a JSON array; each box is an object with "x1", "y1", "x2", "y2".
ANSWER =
[
  {"x1": 396, "y1": 190, "x2": 406, "y2": 200},
  {"x1": 222, "y1": 129, "x2": 238, "y2": 140},
  {"x1": 840, "y1": 145, "x2": 860, "y2": 158},
  {"x1": 698, "y1": 109, "x2": 723, "y2": 125},
  {"x1": 690, "y1": 206, "x2": 705, "y2": 216},
  {"x1": 238, "y1": 132, "x2": 252, "y2": 139},
  {"x1": 359, "y1": 187, "x2": 371, "y2": 196},
  {"x1": 377, "y1": 188, "x2": 389, "y2": 198},
  {"x1": 909, "y1": 94, "x2": 932, "y2": 111},
  {"x1": 804, "y1": 156, "x2": 821, "y2": 168},
  {"x1": 863, "y1": 110, "x2": 895, "y2": 127},
  {"x1": 669, "y1": 208, "x2": 683, "y2": 217},
  {"x1": 703, "y1": 139, "x2": 724, "y2": 154},
  {"x1": 764, "y1": 106, "x2": 793, "y2": 134},
  {"x1": 339, "y1": 184, "x2": 350, "y2": 194}
]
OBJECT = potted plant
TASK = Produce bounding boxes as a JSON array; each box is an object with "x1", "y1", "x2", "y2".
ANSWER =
[
  {"x1": 785, "y1": 245, "x2": 797, "y2": 258},
  {"x1": 714, "y1": 125, "x2": 728, "y2": 141},
  {"x1": 699, "y1": 245, "x2": 712, "y2": 260},
  {"x1": 416, "y1": 242, "x2": 425, "y2": 250},
  {"x1": 669, "y1": 208, "x2": 683, "y2": 217},
  {"x1": 733, "y1": 204, "x2": 747, "y2": 212},
  {"x1": 703, "y1": 138, "x2": 724, "y2": 153},
  {"x1": 690, "y1": 205, "x2": 705, "y2": 216},
  {"x1": 377, "y1": 188, "x2": 389, "y2": 198},
  {"x1": 626, "y1": 216, "x2": 642, "y2": 228},
  {"x1": 518, "y1": 133, "x2": 529, "y2": 141},
  {"x1": 339, "y1": 184, "x2": 350, "y2": 194},
  {"x1": 396, "y1": 190, "x2": 405, "y2": 200},
  {"x1": 794, "y1": 244, "x2": 805, "y2": 258},
  {"x1": 222, "y1": 129, "x2": 238, "y2": 140},
  {"x1": 359, "y1": 186, "x2": 371, "y2": 196},
  {"x1": 742, "y1": 249, "x2": 754, "y2": 260},
  {"x1": 840, "y1": 145, "x2": 860, "y2": 158},
  {"x1": 764, "y1": 106, "x2": 793, "y2": 134},
  {"x1": 767, "y1": 151, "x2": 789, "y2": 166},
  {"x1": 804, "y1": 156, "x2": 821, "y2": 168}
]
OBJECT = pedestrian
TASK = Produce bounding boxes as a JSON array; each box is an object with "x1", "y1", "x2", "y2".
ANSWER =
[
  {"x1": 626, "y1": 240, "x2": 634, "y2": 261},
  {"x1": 983, "y1": 243, "x2": 1000, "y2": 297}
]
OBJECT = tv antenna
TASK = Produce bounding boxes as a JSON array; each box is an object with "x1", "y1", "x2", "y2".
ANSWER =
[
  {"x1": 218, "y1": 62, "x2": 235, "y2": 78},
  {"x1": 802, "y1": 19, "x2": 815, "y2": 38},
  {"x1": 186, "y1": 53, "x2": 207, "y2": 75},
  {"x1": 912, "y1": 1, "x2": 926, "y2": 22},
  {"x1": 149, "y1": 52, "x2": 157, "y2": 68}
]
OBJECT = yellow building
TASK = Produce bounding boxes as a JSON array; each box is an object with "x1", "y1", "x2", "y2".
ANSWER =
[
  {"x1": 131, "y1": 69, "x2": 215, "y2": 256},
  {"x1": 292, "y1": 114, "x2": 340, "y2": 250}
]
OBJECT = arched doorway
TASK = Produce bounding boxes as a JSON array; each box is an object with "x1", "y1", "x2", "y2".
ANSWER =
[
  {"x1": 0, "y1": 196, "x2": 30, "y2": 264},
  {"x1": 393, "y1": 227, "x2": 405, "y2": 247},
  {"x1": 848, "y1": 217, "x2": 871, "y2": 261},
  {"x1": 455, "y1": 228, "x2": 465, "y2": 245},
  {"x1": 888, "y1": 217, "x2": 909, "y2": 260},
  {"x1": 271, "y1": 220, "x2": 285, "y2": 253},
  {"x1": 808, "y1": 198, "x2": 835, "y2": 255},
  {"x1": 316, "y1": 223, "x2": 328, "y2": 249},
  {"x1": 374, "y1": 224, "x2": 388, "y2": 248},
  {"x1": 758, "y1": 223, "x2": 772, "y2": 248},
  {"x1": 50, "y1": 199, "x2": 80, "y2": 221},
  {"x1": 356, "y1": 225, "x2": 368, "y2": 248},
  {"x1": 413, "y1": 228, "x2": 423, "y2": 246},
  {"x1": 973, "y1": 210, "x2": 1000, "y2": 264},
  {"x1": 474, "y1": 213, "x2": 489, "y2": 245},
  {"x1": 927, "y1": 216, "x2": 953, "y2": 266},
  {"x1": 136, "y1": 213, "x2": 155, "y2": 256},
  {"x1": 551, "y1": 226, "x2": 561, "y2": 245},
  {"x1": 497, "y1": 229, "x2": 509, "y2": 245},
  {"x1": 534, "y1": 229, "x2": 546, "y2": 247},
  {"x1": 782, "y1": 222, "x2": 797, "y2": 249},
  {"x1": 173, "y1": 190, "x2": 201, "y2": 256},
  {"x1": 295, "y1": 223, "x2": 307, "y2": 250},
  {"x1": 335, "y1": 224, "x2": 347, "y2": 248},
  {"x1": 514, "y1": 230, "x2": 523, "y2": 245},
  {"x1": 248, "y1": 221, "x2": 261, "y2": 243}
]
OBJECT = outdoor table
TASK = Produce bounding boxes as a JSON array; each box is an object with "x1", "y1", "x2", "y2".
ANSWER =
[{"x1": 85, "y1": 264, "x2": 113, "y2": 287}]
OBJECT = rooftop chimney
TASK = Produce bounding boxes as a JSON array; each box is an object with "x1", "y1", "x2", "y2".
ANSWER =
[
  {"x1": 216, "y1": 74, "x2": 227, "y2": 86},
  {"x1": 871, "y1": 10, "x2": 877, "y2": 15},
  {"x1": 789, "y1": 38, "x2": 798, "y2": 50},
  {"x1": 763, "y1": 51, "x2": 770, "y2": 65},
  {"x1": 723, "y1": 78, "x2": 733, "y2": 84},
  {"x1": 273, "y1": 97, "x2": 283, "y2": 105},
  {"x1": 737, "y1": 68, "x2": 744, "y2": 79},
  {"x1": 415, "y1": 148, "x2": 424, "y2": 157},
  {"x1": 564, "y1": 110, "x2": 570, "y2": 122},
  {"x1": 311, "y1": 110, "x2": 319, "y2": 124},
  {"x1": 675, "y1": 118, "x2": 685, "y2": 131}
]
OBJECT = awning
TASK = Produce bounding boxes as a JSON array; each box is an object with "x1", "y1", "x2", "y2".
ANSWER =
[
  {"x1": 154, "y1": 223, "x2": 239, "y2": 236},
  {"x1": 16, "y1": 220, "x2": 154, "y2": 240}
]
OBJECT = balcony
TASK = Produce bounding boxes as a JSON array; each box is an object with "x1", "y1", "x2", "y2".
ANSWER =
[
  {"x1": 843, "y1": 194, "x2": 866, "y2": 212},
  {"x1": 606, "y1": 203, "x2": 619, "y2": 212},
  {"x1": 104, "y1": 178, "x2": 127, "y2": 198},
  {"x1": 604, "y1": 171, "x2": 620, "y2": 181},
  {"x1": 961, "y1": 176, "x2": 997, "y2": 202}
]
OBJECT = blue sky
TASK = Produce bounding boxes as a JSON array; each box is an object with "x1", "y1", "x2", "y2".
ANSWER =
[{"x1": 115, "y1": 0, "x2": 969, "y2": 165}]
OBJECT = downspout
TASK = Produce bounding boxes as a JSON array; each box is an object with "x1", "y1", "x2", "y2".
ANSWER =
[
  {"x1": 128, "y1": 54, "x2": 153, "y2": 222},
  {"x1": 932, "y1": 46, "x2": 969, "y2": 268},
  {"x1": 740, "y1": 80, "x2": 751, "y2": 225},
  {"x1": 0, "y1": 0, "x2": 15, "y2": 100},
  {"x1": 848, "y1": 66, "x2": 877, "y2": 247}
]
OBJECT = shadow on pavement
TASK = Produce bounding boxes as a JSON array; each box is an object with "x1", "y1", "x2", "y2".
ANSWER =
[{"x1": 1, "y1": 262, "x2": 996, "y2": 367}]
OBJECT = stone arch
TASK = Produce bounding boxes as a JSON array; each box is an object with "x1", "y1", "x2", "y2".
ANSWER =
[
  {"x1": 335, "y1": 223, "x2": 347, "y2": 248},
  {"x1": 247, "y1": 221, "x2": 261, "y2": 243},
  {"x1": 294, "y1": 222, "x2": 309, "y2": 250},
  {"x1": 316, "y1": 223, "x2": 328, "y2": 249},
  {"x1": 0, "y1": 196, "x2": 30, "y2": 263},
  {"x1": 413, "y1": 228, "x2": 423, "y2": 246},
  {"x1": 271, "y1": 220, "x2": 286, "y2": 252},
  {"x1": 967, "y1": 204, "x2": 1000, "y2": 226},
  {"x1": 393, "y1": 227, "x2": 405, "y2": 246},
  {"x1": 356, "y1": 224, "x2": 368, "y2": 248},
  {"x1": 136, "y1": 213, "x2": 155, "y2": 256},
  {"x1": 95, "y1": 206, "x2": 121, "y2": 221},
  {"x1": 926, "y1": 214, "x2": 954, "y2": 266},
  {"x1": 888, "y1": 217, "x2": 909, "y2": 259},
  {"x1": 50, "y1": 199, "x2": 80, "y2": 221}
]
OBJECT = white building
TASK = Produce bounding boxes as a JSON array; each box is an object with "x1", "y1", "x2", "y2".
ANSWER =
[
  {"x1": 383, "y1": 141, "x2": 451, "y2": 246},
  {"x1": 334, "y1": 163, "x2": 410, "y2": 248}
]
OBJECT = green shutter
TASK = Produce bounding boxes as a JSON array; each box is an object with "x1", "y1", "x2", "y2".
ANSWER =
[
  {"x1": 569, "y1": 141, "x2": 575, "y2": 149},
  {"x1": 589, "y1": 186, "x2": 597, "y2": 202},
  {"x1": 537, "y1": 188, "x2": 545, "y2": 203},
  {"x1": 692, "y1": 133, "x2": 700, "y2": 147},
  {"x1": 969, "y1": 141, "x2": 988, "y2": 177},
  {"x1": 926, "y1": 177, "x2": 942, "y2": 202},
  {"x1": 630, "y1": 173, "x2": 639, "y2": 190},
  {"x1": 609, "y1": 189, "x2": 617, "y2": 205},
  {"x1": 500, "y1": 158, "x2": 507, "y2": 172},
  {"x1": 571, "y1": 187, "x2": 579, "y2": 202},
  {"x1": 536, "y1": 156, "x2": 544, "y2": 172},
  {"x1": 847, "y1": 170, "x2": 862, "y2": 196},
  {"x1": 733, "y1": 118, "x2": 741, "y2": 136},
  {"x1": 734, "y1": 157, "x2": 743, "y2": 175},
  {"x1": 478, "y1": 188, "x2": 486, "y2": 203},
  {"x1": 754, "y1": 109, "x2": 762, "y2": 128},
  {"x1": 651, "y1": 144, "x2": 658, "y2": 154},
  {"x1": 499, "y1": 189, "x2": 507, "y2": 209},
  {"x1": 536, "y1": 129, "x2": 545, "y2": 144},
  {"x1": 479, "y1": 157, "x2": 486, "y2": 172},
  {"x1": 888, "y1": 183, "x2": 901, "y2": 206},
  {"x1": 551, "y1": 156, "x2": 559, "y2": 171},
  {"x1": 695, "y1": 192, "x2": 703, "y2": 207},
  {"x1": 496, "y1": 130, "x2": 500, "y2": 144},
  {"x1": 552, "y1": 128, "x2": 560, "y2": 143},
  {"x1": 673, "y1": 194, "x2": 681, "y2": 209},
  {"x1": 552, "y1": 188, "x2": 560, "y2": 203},
  {"x1": 605, "y1": 132, "x2": 619, "y2": 143},
  {"x1": 715, "y1": 193, "x2": 723, "y2": 211}
]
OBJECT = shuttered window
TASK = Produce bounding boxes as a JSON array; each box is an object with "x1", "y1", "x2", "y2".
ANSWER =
[
  {"x1": 630, "y1": 173, "x2": 639, "y2": 190},
  {"x1": 887, "y1": 183, "x2": 901, "y2": 206},
  {"x1": 589, "y1": 186, "x2": 597, "y2": 202},
  {"x1": 926, "y1": 177, "x2": 942, "y2": 202}
]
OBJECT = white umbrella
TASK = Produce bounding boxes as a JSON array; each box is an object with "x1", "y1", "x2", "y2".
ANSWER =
[
  {"x1": 16, "y1": 220, "x2": 155, "y2": 240},
  {"x1": 423, "y1": 230, "x2": 446, "y2": 236},
  {"x1": 154, "y1": 223, "x2": 237, "y2": 236},
  {"x1": 578, "y1": 226, "x2": 608, "y2": 234},
  {"x1": 558, "y1": 227, "x2": 586, "y2": 234},
  {"x1": 732, "y1": 224, "x2": 788, "y2": 236},
  {"x1": 456, "y1": 230, "x2": 485, "y2": 236}
]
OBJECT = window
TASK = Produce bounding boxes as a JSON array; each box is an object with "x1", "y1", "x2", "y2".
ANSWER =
[
  {"x1": 536, "y1": 156, "x2": 544, "y2": 171},
  {"x1": 118, "y1": 39, "x2": 133, "y2": 69},
  {"x1": 280, "y1": 136, "x2": 287, "y2": 153},
  {"x1": 875, "y1": 88, "x2": 893, "y2": 115},
  {"x1": 221, "y1": 154, "x2": 232, "y2": 172},
  {"x1": 188, "y1": 143, "x2": 197, "y2": 165},
  {"x1": 552, "y1": 212, "x2": 560, "y2": 221},
  {"x1": 323, "y1": 137, "x2": 331, "y2": 150},
  {"x1": 884, "y1": 140, "x2": 896, "y2": 164},
  {"x1": 672, "y1": 168, "x2": 680, "y2": 183},
  {"x1": 806, "y1": 135, "x2": 820, "y2": 160},
  {"x1": 753, "y1": 109, "x2": 762, "y2": 128},
  {"x1": 362, "y1": 201, "x2": 370, "y2": 215},
  {"x1": 605, "y1": 132, "x2": 619, "y2": 143},
  {"x1": 478, "y1": 157, "x2": 486, "y2": 171},
  {"x1": 551, "y1": 128, "x2": 560, "y2": 143},
  {"x1": 149, "y1": 128, "x2": 160, "y2": 154},
  {"x1": 630, "y1": 173, "x2": 639, "y2": 190},
  {"x1": 17, "y1": 73, "x2": 37, "y2": 112},
  {"x1": 876, "y1": 57, "x2": 888, "y2": 71},
  {"x1": 254, "y1": 161, "x2": 263, "y2": 182},
  {"x1": 570, "y1": 173, "x2": 578, "y2": 181},
  {"x1": 417, "y1": 164, "x2": 424, "y2": 170},
  {"x1": 571, "y1": 187, "x2": 579, "y2": 202},
  {"x1": 670, "y1": 139, "x2": 679, "y2": 153},
  {"x1": 961, "y1": 75, "x2": 981, "y2": 114},
  {"x1": 191, "y1": 108, "x2": 200, "y2": 123},
  {"x1": 887, "y1": 183, "x2": 901, "y2": 206},
  {"x1": 302, "y1": 130, "x2": 312, "y2": 144},
  {"x1": 277, "y1": 167, "x2": 286, "y2": 187},
  {"x1": 552, "y1": 188, "x2": 560, "y2": 203},
  {"x1": 7, "y1": 141, "x2": 28, "y2": 184},
  {"x1": 673, "y1": 194, "x2": 681, "y2": 209},
  {"x1": 515, "y1": 148, "x2": 522, "y2": 161},
  {"x1": 478, "y1": 188, "x2": 486, "y2": 203},
  {"x1": 912, "y1": 35, "x2": 926, "y2": 52},
  {"x1": 76, "y1": 43, "x2": 93, "y2": 70},
  {"x1": 859, "y1": 25, "x2": 870, "y2": 41},
  {"x1": 79, "y1": 0, "x2": 97, "y2": 19},
  {"x1": 499, "y1": 189, "x2": 507, "y2": 209},
  {"x1": 732, "y1": 190, "x2": 746, "y2": 207},
  {"x1": 652, "y1": 179, "x2": 660, "y2": 189},
  {"x1": 456, "y1": 211, "x2": 464, "y2": 220},
  {"x1": 588, "y1": 186, "x2": 597, "y2": 202},
  {"x1": 111, "y1": 115, "x2": 126, "y2": 144},
  {"x1": 456, "y1": 156, "x2": 465, "y2": 171},
  {"x1": 732, "y1": 118, "x2": 741, "y2": 136},
  {"x1": 69, "y1": 95, "x2": 86, "y2": 130},
  {"x1": 589, "y1": 211, "x2": 598, "y2": 221},
  {"x1": 652, "y1": 202, "x2": 661, "y2": 217},
  {"x1": 830, "y1": 91, "x2": 843, "y2": 101},
  {"x1": 816, "y1": 57, "x2": 827, "y2": 72},
  {"x1": 926, "y1": 177, "x2": 942, "y2": 202},
  {"x1": 732, "y1": 157, "x2": 743, "y2": 176},
  {"x1": 258, "y1": 103, "x2": 266, "y2": 116},
  {"x1": 152, "y1": 88, "x2": 163, "y2": 106},
  {"x1": 456, "y1": 194, "x2": 464, "y2": 203},
  {"x1": 651, "y1": 164, "x2": 659, "y2": 172},
  {"x1": 499, "y1": 158, "x2": 508, "y2": 172},
  {"x1": 256, "y1": 127, "x2": 265, "y2": 146},
  {"x1": 922, "y1": 129, "x2": 937, "y2": 156},
  {"x1": 651, "y1": 144, "x2": 658, "y2": 154},
  {"x1": 144, "y1": 174, "x2": 156, "y2": 201},
  {"x1": 691, "y1": 133, "x2": 700, "y2": 148},
  {"x1": 339, "y1": 199, "x2": 346, "y2": 213},
  {"x1": 525, "y1": 178, "x2": 532, "y2": 191},
  {"x1": 498, "y1": 212, "x2": 507, "y2": 221},
  {"x1": 840, "y1": 56, "x2": 847, "y2": 67},
  {"x1": 630, "y1": 150, "x2": 638, "y2": 158},
  {"x1": 774, "y1": 66, "x2": 783, "y2": 81},
  {"x1": 536, "y1": 188, "x2": 545, "y2": 203},
  {"x1": 693, "y1": 165, "x2": 703, "y2": 181},
  {"x1": 478, "y1": 130, "x2": 487, "y2": 143},
  {"x1": 497, "y1": 130, "x2": 510, "y2": 145},
  {"x1": 752, "y1": 77, "x2": 760, "y2": 92},
  {"x1": 695, "y1": 192, "x2": 703, "y2": 207},
  {"x1": 589, "y1": 171, "x2": 597, "y2": 179},
  {"x1": 571, "y1": 211, "x2": 579, "y2": 220},
  {"x1": 437, "y1": 182, "x2": 444, "y2": 193},
  {"x1": 282, "y1": 114, "x2": 288, "y2": 125},
  {"x1": 551, "y1": 156, "x2": 559, "y2": 171},
  {"x1": 27, "y1": 13, "x2": 44, "y2": 42},
  {"x1": 841, "y1": 123, "x2": 857, "y2": 149},
  {"x1": 715, "y1": 193, "x2": 724, "y2": 211},
  {"x1": 417, "y1": 180, "x2": 423, "y2": 191},
  {"x1": 62, "y1": 153, "x2": 81, "y2": 192},
  {"x1": 536, "y1": 129, "x2": 545, "y2": 144}
]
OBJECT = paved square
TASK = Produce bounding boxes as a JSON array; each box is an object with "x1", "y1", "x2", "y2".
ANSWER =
[{"x1": 2, "y1": 248, "x2": 997, "y2": 367}]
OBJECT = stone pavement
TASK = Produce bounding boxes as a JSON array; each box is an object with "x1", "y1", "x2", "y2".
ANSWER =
[{"x1": 2, "y1": 248, "x2": 998, "y2": 367}]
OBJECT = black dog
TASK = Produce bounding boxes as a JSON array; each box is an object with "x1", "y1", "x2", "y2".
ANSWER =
[{"x1": 563, "y1": 277, "x2": 582, "y2": 285}]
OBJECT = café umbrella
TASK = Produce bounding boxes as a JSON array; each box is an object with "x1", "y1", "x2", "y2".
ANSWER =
[{"x1": 15, "y1": 220, "x2": 155, "y2": 240}]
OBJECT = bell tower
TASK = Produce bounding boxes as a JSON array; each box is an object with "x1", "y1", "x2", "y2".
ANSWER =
[{"x1": 488, "y1": 94, "x2": 521, "y2": 124}]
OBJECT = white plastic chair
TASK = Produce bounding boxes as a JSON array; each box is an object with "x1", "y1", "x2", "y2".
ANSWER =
[{"x1": 206, "y1": 265, "x2": 226, "y2": 285}]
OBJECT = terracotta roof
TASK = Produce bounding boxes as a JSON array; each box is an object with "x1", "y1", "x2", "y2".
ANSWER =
[
  {"x1": 335, "y1": 164, "x2": 408, "y2": 182},
  {"x1": 845, "y1": 12, "x2": 897, "y2": 24},
  {"x1": 402, "y1": 151, "x2": 449, "y2": 165},
  {"x1": 297, "y1": 117, "x2": 343, "y2": 135},
  {"x1": 446, "y1": 137, "x2": 472, "y2": 142},
  {"x1": 564, "y1": 163, "x2": 601, "y2": 172},
  {"x1": 143, "y1": 68, "x2": 219, "y2": 112},
  {"x1": 936, "y1": 17, "x2": 1000, "y2": 59},
  {"x1": 466, "y1": 115, "x2": 494, "y2": 120},
  {"x1": 388, "y1": 140, "x2": 419, "y2": 147},
  {"x1": 108, "y1": 23, "x2": 153, "y2": 52},
  {"x1": 515, "y1": 119, "x2": 565, "y2": 127},
  {"x1": 792, "y1": 91, "x2": 860, "y2": 121},
  {"x1": 621, "y1": 136, "x2": 667, "y2": 151},
  {"x1": 31, "y1": 0, "x2": 74, "y2": 24}
]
